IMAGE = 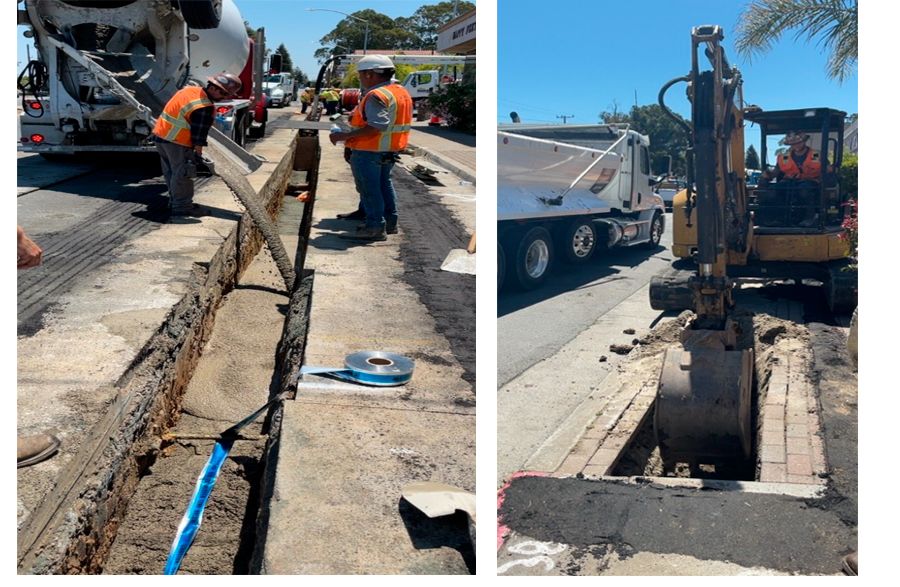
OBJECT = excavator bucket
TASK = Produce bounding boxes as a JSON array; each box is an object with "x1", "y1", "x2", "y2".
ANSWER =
[{"x1": 654, "y1": 345, "x2": 753, "y2": 467}]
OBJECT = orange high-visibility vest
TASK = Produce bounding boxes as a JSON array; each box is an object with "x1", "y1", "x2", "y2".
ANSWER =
[
  {"x1": 778, "y1": 148, "x2": 821, "y2": 180},
  {"x1": 152, "y1": 86, "x2": 213, "y2": 147},
  {"x1": 346, "y1": 83, "x2": 412, "y2": 152}
]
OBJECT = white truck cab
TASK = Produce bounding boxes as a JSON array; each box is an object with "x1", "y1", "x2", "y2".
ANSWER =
[
  {"x1": 263, "y1": 73, "x2": 294, "y2": 107},
  {"x1": 402, "y1": 70, "x2": 444, "y2": 101}
]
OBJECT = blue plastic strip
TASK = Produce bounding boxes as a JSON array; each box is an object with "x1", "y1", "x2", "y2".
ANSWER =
[
  {"x1": 163, "y1": 392, "x2": 287, "y2": 574},
  {"x1": 300, "y1": 366, "x2": 412, "y2": 387},
  {"x1": 163, "y1": 438, "x2": 234, "y2": 575}
]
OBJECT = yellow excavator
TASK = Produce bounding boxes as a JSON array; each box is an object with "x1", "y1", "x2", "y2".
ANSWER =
[{"x1": 648, "y1": 25, "x2": 856, "y2": 469}]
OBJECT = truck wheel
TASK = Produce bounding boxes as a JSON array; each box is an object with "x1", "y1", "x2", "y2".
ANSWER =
[
  {"x1": 498, "y1": 242, "x2": 506, "y2": 291},
  {"x1": 560, "y1": 218, "x2": 597, "y2": 264},
  {"x1": 176, "y1": 0, "x2": 222, "y2": 29},
  {"x1": 643, "y1": 212, "x2": 664, "y2": 248},
  {"x1": 249, "y1": 118, "x2": 266, "y2": 139},
  {"x1": 515, "y1": 227, "x2": 553, "y2": 290}
]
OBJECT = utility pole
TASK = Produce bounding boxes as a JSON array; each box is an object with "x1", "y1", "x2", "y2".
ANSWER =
[{"x1": 557, "y1": 114, "x2": 575, "y2": 124}]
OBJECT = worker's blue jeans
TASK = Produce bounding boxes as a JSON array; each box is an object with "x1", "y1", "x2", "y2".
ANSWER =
[{"x1": 349, "y1": 150, "x2": 398, "y2": 229}]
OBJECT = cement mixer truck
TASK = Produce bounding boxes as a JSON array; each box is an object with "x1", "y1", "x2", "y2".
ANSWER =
[{"x1": 17, "y1": 0, "x2": 269, "y2": 155}]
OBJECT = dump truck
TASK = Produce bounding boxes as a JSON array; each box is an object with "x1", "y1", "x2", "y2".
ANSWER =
[
  {"x1": 497, "y1": 124, "x2": 666, "y2": 290},
  {"x1": 17, "y1": 0, "x2": 269, "y2": 154}
]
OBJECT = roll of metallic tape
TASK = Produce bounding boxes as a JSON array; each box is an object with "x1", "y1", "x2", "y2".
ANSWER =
[{"x1": 301, "y1": 350, "x2": 415, "y2": 386}]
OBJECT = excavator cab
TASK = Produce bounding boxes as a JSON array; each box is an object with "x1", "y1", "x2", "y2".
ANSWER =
[{"x1": 746, "y1": 108, "x2": 848, "y2": 231}]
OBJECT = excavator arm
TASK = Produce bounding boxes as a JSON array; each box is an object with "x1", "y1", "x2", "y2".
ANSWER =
[{"x1": 652, "y1": 26, "x2": 754, "y2": 470}]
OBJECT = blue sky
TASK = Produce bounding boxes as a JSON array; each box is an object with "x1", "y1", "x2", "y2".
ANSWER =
[
  {"x1": 16, "y1": 0, "x2": 445, "y2": 83},
  {"x1": 498, "y1": 0, "x2": 858, "y2": 162}
]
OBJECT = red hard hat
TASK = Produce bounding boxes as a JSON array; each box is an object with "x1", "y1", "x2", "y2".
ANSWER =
[{"x1": 207, "y1": 72, "x2": 242, "y2": 97}]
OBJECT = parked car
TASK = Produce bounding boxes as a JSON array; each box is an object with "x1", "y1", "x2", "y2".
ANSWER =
[{"x1": 653, "y1": 177, "x2": 685, "y2": 210}]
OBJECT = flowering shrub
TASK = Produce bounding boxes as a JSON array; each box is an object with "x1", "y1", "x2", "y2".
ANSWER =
[
  {"x1": 840, "y1": 198, "x2": 858, "y2": 267},
  {"x1": 424, "y1": 78, "x2": 475, "y2": 134}
]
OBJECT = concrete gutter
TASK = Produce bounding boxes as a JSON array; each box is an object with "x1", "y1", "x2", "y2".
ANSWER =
[{"x1": 17, "y1": 130, "x2": 300, "y2": 573}]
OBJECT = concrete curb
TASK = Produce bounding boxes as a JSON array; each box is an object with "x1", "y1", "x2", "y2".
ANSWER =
[{"x1": 406, "y1": 142, "x2": 476, "y2": 185}]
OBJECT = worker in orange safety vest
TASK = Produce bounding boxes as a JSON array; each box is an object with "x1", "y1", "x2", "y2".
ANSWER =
[
  {"x1": 761, "y1": 131, "x2": 831, "y2": 182},
  {"x1": 329, "y1": 55, "x2": 412, "y2": 241},
  {"x1": 152, "y1": 72, "x2": 242, "y2": 221}
]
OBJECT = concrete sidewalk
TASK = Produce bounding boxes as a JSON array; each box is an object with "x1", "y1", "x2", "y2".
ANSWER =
[
  {"x1": 408, "y1": 124, "x2": 476, "y2": 184},
  {"x1": 259, "y1": 133, "x2": 476, "y2": 574}
]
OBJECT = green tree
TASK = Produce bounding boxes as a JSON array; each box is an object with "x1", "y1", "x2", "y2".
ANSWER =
[
  {"x1": 274, "y1": 43, "x2": 293, "y2": 73},
  {"x1": 601, "y1": 104, "x2": 690, "y2": 176},
  {"x1": 292, "y1": 68, "x2": 309, "y2": 86},
  {"x1": 746, "y1": 144, "x2": 761, "y2": 169},
  {"x1": 314, "y1": 9, "x2": 417, "y2": 62},
  {"x1": 599, "y1": 100, "x2": 630, "y2": 124},
  {"x1": 735, "y1": 0, "x2": 857, "y2": 83},
  {"x1": 314, "y1": 3, "x2": 476, "y2": 60},
  {"x1": 407, "y1": 1, "x2": 476, "y2": 49}
]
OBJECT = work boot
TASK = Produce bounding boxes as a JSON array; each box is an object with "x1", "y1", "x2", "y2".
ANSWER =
[
  {"x1": 842, "y1": 551, "x2": 858, "y2": 575},
  {"x1": 18, "y1": 433, "x2": 61, "y2": 468},
  {"x1": 344, "y1": 225, "x2": 386, "y2": 241},
  {"x1": 171, "y1": 203, "x2": 209, "y2": 217},
  {"x1": 360, "y1": 221, "x2": 398, "y2": 234},
  {"x1": 337, "y1": 209, "x2": 366, "y2": 220}
]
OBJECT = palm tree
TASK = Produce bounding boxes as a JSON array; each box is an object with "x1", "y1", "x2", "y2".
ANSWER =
[{"x1": 734, "y1": 0, "x2": 857, "y2": 83}]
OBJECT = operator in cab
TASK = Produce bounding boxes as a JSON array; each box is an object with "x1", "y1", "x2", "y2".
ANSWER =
[
  {"x1": 760, "y1": 131, "x2": 831, "y2": 183},
  {"x1": 758, "y1": 130, "x2": 836, "y2": 227}
]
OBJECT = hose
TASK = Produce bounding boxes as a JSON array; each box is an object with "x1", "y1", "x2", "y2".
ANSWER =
[
  {"x1": 18, "y1": 60, "x2": 48, "y2": 117},
  {"x1": 658, "y1": 74, "x2": 695, "y2": 224}
]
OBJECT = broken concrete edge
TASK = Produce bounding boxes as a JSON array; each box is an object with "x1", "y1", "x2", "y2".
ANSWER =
[
  {"x1": 405, "y1": 143, "x2": 475, "y2": 185},
  {"x1": 17, "y1": 130, "x2": 300, "y2": 575},
  {"x1": 249, "y1": 268, "x2": 316, "y2": 574}
]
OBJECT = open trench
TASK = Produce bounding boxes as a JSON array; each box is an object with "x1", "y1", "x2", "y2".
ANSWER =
[
  {"x1": 22, "y1": 132, "x2": 320, "y2": 575},
  {"x1": 105, "y1": 135, "x2": 319, "y2": 575},
  {"x1": 610, "y1": 281, "x2": 847, "y2": 484}
]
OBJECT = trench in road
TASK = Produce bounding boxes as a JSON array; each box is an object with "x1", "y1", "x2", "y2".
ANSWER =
[{"x1": 98, "y1": 148, "x2": 475, "y2": 574}]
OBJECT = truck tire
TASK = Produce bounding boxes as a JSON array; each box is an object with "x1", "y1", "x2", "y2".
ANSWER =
[
  {"x1": 176, "y1": 0, "x2": 222, "y2": 29},
  {"x1": 643, "y1": 212, "x2": 664, "y2": 248},
  {"x1": 249, "y1": 118, "x2": 266, "y2": 139},
  {"x1": 514, "y1": 227, "x2": 553, "y2": 290},
  {"x1": 498, "y1": 242, "x2": 506, "y2": 291},
  {"x1": 559, "y1": 217, "x2": 598, "y2": 264}
]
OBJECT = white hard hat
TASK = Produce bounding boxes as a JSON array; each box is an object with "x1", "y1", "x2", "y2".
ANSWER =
[{"x1": 357, "y1": 55, "x2": 395, "y2": 72}]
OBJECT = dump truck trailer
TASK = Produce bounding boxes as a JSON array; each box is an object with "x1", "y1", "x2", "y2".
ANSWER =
[{"x1": 498, "y1": 124, "x2": 665, "y2": 290}]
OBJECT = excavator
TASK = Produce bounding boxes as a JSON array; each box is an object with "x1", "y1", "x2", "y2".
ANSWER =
[{"x1": 648, "y1": 25, "x2": 856, "y2": 470}]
